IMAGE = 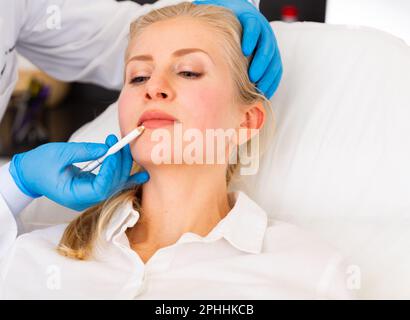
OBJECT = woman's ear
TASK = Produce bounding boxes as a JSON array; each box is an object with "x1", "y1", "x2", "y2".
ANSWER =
[{"x1": 236, "y1": 101, "x2": 265, "y2": 144}]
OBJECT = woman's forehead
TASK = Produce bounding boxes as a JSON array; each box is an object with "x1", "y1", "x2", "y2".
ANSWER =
[{"x1": 130, "y1": 18, "x2": 222, "y2": 57}]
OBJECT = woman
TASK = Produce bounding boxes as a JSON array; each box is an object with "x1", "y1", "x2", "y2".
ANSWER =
[{"x1": 0, "y1": 2, "x2": 352, "y2": 299}]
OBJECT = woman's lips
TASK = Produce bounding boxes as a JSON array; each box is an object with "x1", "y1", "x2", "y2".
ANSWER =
[
  {"x1": 140, "y1": 119, "x2": 176, "y2": 129},
  {"x1": 138, "y1": 109, "x2": 178, "y2": 129}
]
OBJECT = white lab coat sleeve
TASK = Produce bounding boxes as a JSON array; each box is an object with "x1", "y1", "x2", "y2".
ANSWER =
[
  {"x1": 0, "y1": 193, "x2": 18, "y2": 268},
  {"x1": 0, "y1": 162, "x2": 34, "y2": 217},
  {"x1": 15, "y1": 0, "x2": 198, "y2": 90}
]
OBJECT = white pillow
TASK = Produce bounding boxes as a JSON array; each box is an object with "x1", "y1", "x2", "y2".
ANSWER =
[
  {"x1": 231, "y1": 22, "x2": 410, "y2": 299},
  {"x1": 20, "y1": 21, "x2": 410, "y2": 299}
]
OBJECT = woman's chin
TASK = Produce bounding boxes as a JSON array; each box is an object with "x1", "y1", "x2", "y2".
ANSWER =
[
  {"x1": 131, "y1": 147, "x2": 173, "y2": 167},
  {"x1": 131, "y1": 139, "x2": 179, "y2": 166}
]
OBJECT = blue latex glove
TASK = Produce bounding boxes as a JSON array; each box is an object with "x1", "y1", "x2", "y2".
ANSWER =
[
  {"x1": 9, "y1": 134, "x2": 149, "y2": 211},
  {"x1": 193, "y1": 0, "x2": 283, "y2": 99}
]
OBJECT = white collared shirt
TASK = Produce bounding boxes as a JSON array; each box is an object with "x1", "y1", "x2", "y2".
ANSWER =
[{"x1": 0, "y1": 190, "x2": 353, "y2": 299}]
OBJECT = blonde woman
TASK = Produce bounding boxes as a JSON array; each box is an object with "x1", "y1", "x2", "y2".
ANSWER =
[{"x1": 0, "y1": 3, "x2": 352, "y2": 299}]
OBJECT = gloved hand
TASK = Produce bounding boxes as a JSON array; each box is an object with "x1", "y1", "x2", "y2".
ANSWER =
[
  {"x1": 9, "y1": 134, "x2": 149, "y2": 211},
  {"x1": 193, "y1": 0, "x2": 283, "y2": 99}
]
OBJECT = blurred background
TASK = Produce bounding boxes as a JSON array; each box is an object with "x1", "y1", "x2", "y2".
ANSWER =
[{"x1": 1, "y1": 0, "x2": 409, "y2": 164}]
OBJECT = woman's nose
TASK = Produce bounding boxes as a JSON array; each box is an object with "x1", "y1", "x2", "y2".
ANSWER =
[{"x1": 144, "y1": 76, "x2": 174, "y2": 101}]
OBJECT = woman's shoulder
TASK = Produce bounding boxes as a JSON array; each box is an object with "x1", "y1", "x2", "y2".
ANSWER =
[
  {"x1": 1, "y1": 224, "x2": 71, "y2": 277},
  {"x1": 236, "y1": 190, "x2": 346, "y2": 264},
  {"x1": 263, "y1": 218, "x2": 344, "y2": 261},
  {"x1": 258, "y1": 218, "x2": 354, "y2": 299},
  {"x1": 16, "y1": 223, "x2": 69, "y2": 249}
]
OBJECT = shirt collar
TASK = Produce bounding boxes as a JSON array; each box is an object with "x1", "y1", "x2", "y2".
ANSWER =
[{"x1": 104, "y1": 190, "x2": 268, "y2": 254}]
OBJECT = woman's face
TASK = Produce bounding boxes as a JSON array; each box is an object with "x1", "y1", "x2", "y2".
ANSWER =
[{"x1": 118, "y1": 17, "x2": 248, "y2": 168}]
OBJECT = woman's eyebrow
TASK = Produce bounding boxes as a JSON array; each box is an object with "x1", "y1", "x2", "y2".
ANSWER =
[{"x1": 126, "y1": 48, "x2": 215, "y2": 66}]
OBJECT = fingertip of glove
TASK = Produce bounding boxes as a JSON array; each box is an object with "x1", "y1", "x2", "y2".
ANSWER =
[
  {"x1": 105, "y1": 134, "x2": 118, "y2": 147},
  {"x1": 130, "y1": 171, "x2": 150, "y2": 185},
  {"x1": 140, "y1": 171, "x2": 150, "y2": 182}
]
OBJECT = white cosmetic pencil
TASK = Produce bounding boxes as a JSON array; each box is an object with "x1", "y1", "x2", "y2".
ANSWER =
[{"x1": 81, "y1": 125, "x2": 145, "y2": 172}]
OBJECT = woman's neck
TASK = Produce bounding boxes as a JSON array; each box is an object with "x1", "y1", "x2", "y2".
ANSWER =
[{"x1": 126, "y1": 165, "x2": 232, "y2": 261}]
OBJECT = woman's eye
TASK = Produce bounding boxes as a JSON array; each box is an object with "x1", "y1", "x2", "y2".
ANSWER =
[
  {"x1": 179, "y1": 71, "x2": 202, "y2": 79},
  {"x1": 129, "y1": 71, "x2": 202, "y2": 85},
  {"x1": 129, "y1": 76, "x2": 149, "y2": 84}
]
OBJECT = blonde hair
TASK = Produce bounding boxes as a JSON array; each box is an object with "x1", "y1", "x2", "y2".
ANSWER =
[{"x1": 57, "y1": 2, "x2": 275, "y2": 260}]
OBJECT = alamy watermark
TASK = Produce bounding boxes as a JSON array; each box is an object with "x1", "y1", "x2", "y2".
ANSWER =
[{"x1": 146, "y1": 123, "x2": 260, "y2": 175}]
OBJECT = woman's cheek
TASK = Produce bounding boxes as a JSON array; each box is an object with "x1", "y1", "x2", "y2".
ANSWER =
[
  {"x1": 187, "y1": 86, "x2": 225, "y2": 128},
  {"x1": 118, "y1": 92, "x2": 138, "y2": 136}
]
